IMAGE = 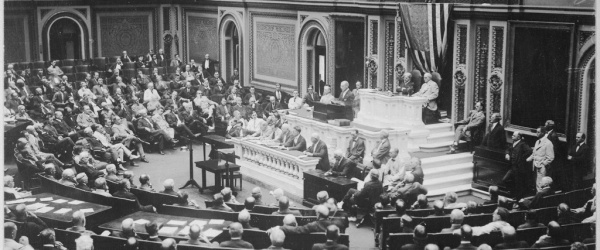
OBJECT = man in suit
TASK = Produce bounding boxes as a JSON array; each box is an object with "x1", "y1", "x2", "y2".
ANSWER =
[
  {"x1": 279, "y1": 205, "x2": 346, "y2": 235},
  {"x1": 288, "y1": 90, "x2": 304, "y2": 110},
  {"x1": 372, "y1": 130, "x2": 391, "y2": 165},
  {"x1": 121, "y1": 51, "x2": 133, "y2": 62},
  {"x1": 303, "y1": 85, "x2": 321, "y2": 107},
  {"x1": 285, "y1": 126, "x2": 307, "y2": 151},
  {"x1": 328, "y1": 150, "x2": 354, "y2": 178},
  {"x1": 531, "y1": 221, "x2": 570, "y2": 248},
  {"x1": 275, "y1": 124, "x2": 292, "y2": 145},
  {"x1": 112, "y1": 180, "x2": 155, "y2": 212},
  {"x1": 202, "y1": 54, "x2": 218, "y2": 77},
  {"x1": 304, "y1": 133, "x2": 330, "y2": 171},
  {"x1": 527, "y1": 126, "x2": 555, "y2": 192},
  {"x1": 136, "y1": 109, "x2": 170, "y2": 155},
  {"x1": 264, "y1": 96, "x2": 282, "y2": 117},
  {"x1": 346, "y1": 129, "x2": 365, "y2": 163},
  {"x1": 211, "y1": 80, "x2": 227, "y2": 96},
  {"x1": 148, "y1": 54, "x2": 160, "y2": 68},
  {"x1": 209, "y1": 71, "x2": 226, "y2": 86},
  {"x1": 567, "y1": 132, "x2": 589, "y2": 190},
  {"x1": 494, "y1": 226, "x2": 530, "y2": 249},
  {"x1": 441, "y1": 209, "x2": 464, "y2": 233},
  {"x1": 340, "y1": 170, "x2": 383, "y2": 223},
  {"x1": 453, "y1": 225, "x2": 477, "y2": 250},
  {"x1": 334, "y1": 81, "x2": 354, "y2": 106},
  {"x1": 108, "y1": 57, "x2": 124, "y2": 75},
  {"x1": 219, "y1": 222, "x2": 254, "y2": 249},
  {"x1": 244, "y1": 86, "x2": 263, "y2": 104},
  {"x1": 481, "y1": 113, "x2": 506, "y2": 150},
  {"x1": 164, "y1": 106, "x2": 199, "y2": 138},
  {"x1": 156, "y1": 49, "x2": 167, "y2": 67},
  {"x1": 272, "y1": 196, "x2": 302, "y2": 216},
  {"x1": 273, "y1": 83, "x2": 289, "y2": 108},
  {"x1": 399, "y1": 225, "x2": 429, "y2": 250},
  {"x1": 389, "y1": 173, "x2": 428, "y2": 206},
  {"x1": 412, "y1": 73, "x2": 439, "y2": 124},
  {"x1": 518, "y1": 176, "x2": 554, "y2": 210},
  {"x1": 311, "y1": 225, "x2": 349, "y2": 250},
  {"x1": 502, "y1": 131, "x2": 533, "y2": 200},
  {"x1": 449, "y1": 101, "x2": 485, "y2": 154}
]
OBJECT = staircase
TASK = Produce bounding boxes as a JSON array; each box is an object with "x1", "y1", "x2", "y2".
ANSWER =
[
  {"x1": 418, "y1": 123, "x2": 467, "y2": 153},
  {"x1": 420, "y1": 152, "x2": 474, "y2": 197}
]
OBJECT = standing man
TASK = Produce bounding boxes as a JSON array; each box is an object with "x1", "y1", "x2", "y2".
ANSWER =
[
  {"x1": 304, "y1": 133, "x2": 330, "y2": 171},
  {"x1": 412, "y1": 73, "x2": 439, "y2": 124},
  {"x1": 157, "y1": 49, "x2": 167, "y2": 67},
  {"x1": 335, "y1": 81, "x2": 354, "y2": 106},
  {"x1": 273, "y1": 83, "x2": 288, "y2": 108},
  {"x1": 527, "y1": 126, "x2": 555, "y2": 192},
  {"x1": 481, "y1": 113, "x2": 507, "y2": 150},
  {"x1": 303, "y1": 85, "x2": 321, "y2": 107},
  {"x1": 202, "y1": 54, "x2": 217, "y2": 77},
  {"x1": 122, "y1": 51, "x2": 133, "y2": 63},
  {"x1": 567, "y1": 132, "x2": 589, "y2": 190},
  {"x1": 346, "y1": 129, "x2": 365, "y2": 163},
  {"x1": 372, "y1": 130, "x2": 391, "y2": 165},
  {"x1": 503, "y1": 132, "x2": 533, "y2": 200},
  {"x1": 287, "y1": 90, "x2": 304, "y2": 110}
]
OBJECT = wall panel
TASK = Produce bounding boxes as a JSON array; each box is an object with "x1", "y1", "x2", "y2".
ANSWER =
[
  {"x1": 5, "y1": 16, "x2": 29, "y2": 62},
  {"x1": 187, "y1": 14, "x2": 219, "y2": 62},
  {"x1": 96, "y1": 12, "x2": 153, "y2": 57}
]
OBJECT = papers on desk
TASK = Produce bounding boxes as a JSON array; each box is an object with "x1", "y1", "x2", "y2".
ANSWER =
[
  {"x1": 68, "y1": 200, "x2": 85, "y2": 205},
  {"x1": 350, "y1": 178, "x2": 365, "y2": 190},
  {"x1": 133, "y1": 219, "x2": 150, "y2": 225},
  {"x1": 26, "y1": 203, "x2": 48, "y2": 211},
  {"x1": 6, "y1": 198, "x2": 36, "y2": 204},
  {"x1": 190, "y1": 220, "x2": 208, "y2": 227},
  {"x1": 208, "y1": 219, "x2": 224, "y2": 225},
  {"x1": 178, "y1": 226, "x2": 191, "y2": 236},
  {"x1": 224, "y1": 139, "x2": 233, "y2": 142},
  {"x1": 53, "y1": 208, "x2": 72, "y2": 214},
  {"x1": 52, "y1": 199, "x2": 68, "y2": 204},
  {"x1": 22, "y1": 198, "x2": 36, "y2": 202},
  {"x1": 203, "y1": 228, "x2": 222, "y2": 238},
  {"x1": 79, "y1": 208, "x2": 94, "y2": 214},
  {"x1": 166, "y1": 220, "x2": 188, "y2": 226},
  {"x1": 34, "y1": 206, "x2": 54, "y2": 214},
  {"x1": 158, "y1": 226, "x2": 179, "y2": 235},
  {"x1": 40, "y1": 197, "x2": 54, "y2": 202}
]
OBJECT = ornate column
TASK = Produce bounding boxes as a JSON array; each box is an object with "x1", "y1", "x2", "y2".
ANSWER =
[
  {"x1": 451, "y1": 20, "x2": 470, "y2": 123},
  {"x1": 486, "y1": 21, "x2": 507, "y2": 121}
]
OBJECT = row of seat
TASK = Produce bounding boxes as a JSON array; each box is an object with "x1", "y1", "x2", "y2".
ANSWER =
[
  {"x1": 204, "y1": 200, "x2": 317, "y2": 216},
  {"x1": 386, "y1": 223, "x2": 594, "y2": 249}
]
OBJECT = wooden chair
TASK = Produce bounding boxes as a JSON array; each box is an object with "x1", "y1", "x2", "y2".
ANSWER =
[
  {"x1": 561, "y1": 222, "x2": 594, "y2": 243},
  {"x1": 539, "y1": 193, "x2": 565, "y2": 208},
  {"x1": 14, "y1": 152, "x2": 42, "y2": 190},
  {"x1": 283, "y1": 233, "x2": 350, "y2": 250},
  {"x1": 54, "y1": 229, "x2": 81, "y2": 250},
  {"x1": 106, "y1": 179, "x2": 120, "y2": 194},
  {"x1": 380, "y1": 217, "x2": 403, "y2": 250},
  {"x1": 471, "y1": 231, "x2": 503, "y2": 247},
  {"x1": 387, "y1": 233, "x2": 414, "y2": 250},
  {"x1": 216, "y1": 229, "x2": 271, "y2": 249},
  {"x1": 252, "y1": 205, "x2": 279, "y2": 214},
  {"x1": 517, "y1": 227, "x2": 547, "y2": 246},
  {"x1": 130, "y1": 188, "x2": 180, "y2": 208},
  {"x1": 225, "y1": 202, "x2": 245, "y2": 212},
  {"x1": 374, "y1": 208, "x2": 396, "y2": 247},
  {"x1": 462, "y1": 214, "x2": 493, "y2": 227},
  {"x1": 158, "y1": 204, "x2": 238, "y2": 222},
  {"x1": 429, "y1": 232, "x2": 460, "y2": 249},
  {"x1": 91, "y1": 235, "x2": 128, "y2": 249}
]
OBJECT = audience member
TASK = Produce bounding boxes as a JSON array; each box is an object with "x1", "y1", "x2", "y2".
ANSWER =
[
  {"x1": 160, "y1": 179, "x2": 177, "y2": 195},
  {"x1": 400, "y1": 225, "x2": 428, "y2": 250},
  {"x1": 66, "y1": 211, "x2": 96, "y2": 235},
  {"x1": 219, "y1": 222, "x2": 254, "y2": 249},
  {"x1": 160, "y1": 238, "x2": 177, "y2": 250},
  {"x1": 494, "y1": 225, "x2": 529, "y2": 249},
  {"x1": 272, "y1": 196, "x2": 302, "y2": 216},
  {"x1": 58, "y1": 169, "x2": 77, "y2": 187},
  {"x1": 180, "y1": 223, "x2": 216, "y2": 247},
  {"x1": 459, "y1": 207, "x2": 510, "y2": 236},
  {"x1": 139, "y1": 174, "x2": 155, "y2": 191},
  {"x1": 531, "y1": 221, "x2": 570, "y2": 248},
  {"x1": 222, "y1": 187, "x2": 239, "y2": 204},
  {"x1": 74, "y1": 234, "x2": 94, "y2": 250},
  {"x1": 339, "y1": 169, "x2": 383, "y2": 223},
  {"x1": 283, "y1": 214, "x2": 298, "y2": 227},
  {"x1": 411, "y1": 194, "x2": 430, "y2": 209},
  {"x1": 389, "y1": 173, "x2": 427, "y2": 206},
  {"x1": 453, "y1": 225, "x2": 477, "y2": 250},
  {"x1": 112, "y1": 218, "x2": 140, "y2": 239},
  {"x1": 311, "y1": 225, "x2": 349, "y2": 250},
  {"x1": 519, "y1": 176, "x2": 554, "y2": 209},
  {"x1": 557, "y1": 203, "x2": 578, "y2": 225},
  {"x1": 252, "y1": 187, "x2": 264, "y2": 205},
  {"x1": 239, "y1": 210, "x2": 258, "y2": 230},
  {"x1": 268, "y1": 227, "x2": 286, "y2": 249},
  {"x1": 4, "y1": 175, "x2": 31, "y2": 199},
  {"x1": 92, "y1": 177, "x2": 112, "y2": 197},
  {"x1": 112, "y1": 179, "x2": 155, "y2": 212},
  {"x1": 441, "y1": 209, "x2": 464, "y2": 233},
  {"x1": 210, "y1": 193, "x2": 234, "y2": 212},
  {"x1": 244, "y1": 197, "x2": 256, "y2": 212},
  {"x1": 4, "y1": 222, "x2": 34, "y2": 250},
  {"x1": 444, "y1": 192, "x2": 467, "y2": 209},
  {"x1": 39, "y1": 228, "x2": 67, "y2": 250},
  {"x1": 75, "y1": 173, "x2": 92, "y2": 191},
  {"x1": 428, "y1": 200, "x2": 446, "y2": 217},
  {"x1": 145, "y1": 221, "x2": 161, "y2": 242},
  {"x1": 572, "y1": 183, "x2": 596, "y2": 222},
  {"x1": 517, "y1": 210, "x2": 545, "y2": 229}
]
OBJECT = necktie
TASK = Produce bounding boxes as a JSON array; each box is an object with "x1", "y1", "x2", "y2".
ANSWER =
[
  {"x1": 351, "y1": 140, "x2": 356, "y2": 151},
  {"x1": 576, "y1": 143, "x2": 581, "y2": 152}
]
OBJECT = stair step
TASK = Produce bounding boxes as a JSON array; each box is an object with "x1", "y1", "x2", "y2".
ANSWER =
[
  {"x1": 427, "y1": 184, "x2": 473, "y2": 197},
  {"x1": 424, "y1": 173, "x2": 473, "y2": 191},
  {"x1": 423, "y1": 162, "x2": 473, "y2": 179},
  {"x1": 419, "y1": 140, "x2": 466, "y2": 152},
  {"x1": 425, "y1": 123, "x2": 453, "y2": 134},
  {"x1": 426, "y1": 131, "x2": 455, "y2": 144},
  {"x1": 421, "y1": 152, "x2": 472, "y2": 169}
]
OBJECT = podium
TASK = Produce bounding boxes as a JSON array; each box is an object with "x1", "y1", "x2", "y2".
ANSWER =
[
  {"x1": 312, "y1": 102, "x2": 353, "y2": 122},
  {"x1": 303, "y1": 169, "x2": 357, "y2": 206}
]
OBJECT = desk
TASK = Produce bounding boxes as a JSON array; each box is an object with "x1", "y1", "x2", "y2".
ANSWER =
[
  {"x1": 195, "y1": 159, "x2": 241, "y2": 193},
  {"x1": 354, "y1": 89, "x2": 427, "y2": 129},
  {"x1": 303, "y1": 169, "x2": 357, "y2": 205},
  {"x1": 473, "y1": 146, "x2": 511, "y2": 192},
  {"x1": 98, "y1": 211, "x2": 231, "y2": 241},
  {"x1": 312, "y1": 102, "x2": 353, "y2": 121},
  {"x1": 198, "y1": 134, "x2": 234, "y2": 160},
  {"x1": 5, "y1": 193, "x2": 111, "y2": 229},
  {"x1": 232, "y1": 138, "x2": 320, "y2": 199}
]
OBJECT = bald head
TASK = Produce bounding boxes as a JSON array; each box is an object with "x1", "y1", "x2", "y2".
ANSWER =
[
  {"x1": 501, "y1": 225, "x2": 516, "y2": 241},
  {"x1": 160, "y1": 238, "x2": 177, "y2": 250},
  {"x1": 417, "y1": 194, "x2": 428, "y2": 207},
  {"x1": 547, "y1": 221, "x2": 561, "y2": 238},
  {"x1": 229, "y1": 222, "x2": 244, "y2": 238},
  {"x1": 245, "y1": 197, "x2": 256, "y2": 210},
  {"x1": 460, "y1": 225, "x2": 473, "y2": 241},
  {"x1": 425, "y1": 244, "x2": 440, "y2": 250},
  {"x1": 450, "y1": 209, "x2": 465, "y2": 224},
  {"x1": 326, "y1": 225, "x2": 340, "y2": 241},
  {"x1": 189, "y1": 224, "x2": 201, "y2": 240},
  {"x1": 122, "y1": 218, "x2": 134, "y2": 232},
  {"x1": 163, "y1": 179, "x2": 175, "y2": 190},
  {"x1": 433, "y1": 200, "x2": 444, "y2": 214},
  {"x1": 283, "y1": 214, "x2": 297, "y2": 227},
  {"x1": 395, "y1": 199, "x2": 406, "y2": 215},
  {"x1": 278, "y1": 196, "x2": 291, "y2": 210},
  {"x1": 238, "y1": 210, "x2": 251, "y2": 223},
  {"x1": 72, "y1": 210, "x2": 86, "y2": 227},
  {"x1": 413, "y1": 225, "x2": 427, "y2": 239},
  {"x1": 62, "y1": 169, "x2": 75, "y2": 180}
]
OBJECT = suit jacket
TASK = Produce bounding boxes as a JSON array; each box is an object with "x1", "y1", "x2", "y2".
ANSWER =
[
  {"x1": 331, "y1": 157, "x2": 354, "y2": 177},
  {"x1": 231, "y1": 104, "x2": 248, "y2": 118},
  {"x1": 372, "y1": 139, "x2": 391, "y2": 164},
  {"x1": 287, "y1": 135, "x2": 307, "y2": 151},
  {"x1": 452, "y1": 242, "x2": 478, "y2": 250},
  {"x1": 201, "y1": 59, "x2": 218, "y2": 76},
  {"x1": 458, "y1": 110, "x2": 485, "y2": 131},
  {"x1": 307, "y1": 139, "x2": 330, "y2": 171},
  {"x1": 311, "y1": 241, "x2": 349, "y2": 250},
  {"x1": 527, "y1": 137, "x2": 554, "y2": 169},
  {"x1": 164, "y1": 112, "x2": 186, "y2": 128},
  {"x1": 568, "y1": 142, "x2": 589, "y2": 168},
  {"x1": 354, "y1": 179, "x2": 383, "y2": 208},
  {"x1": 264, "y1": 101, "x2": 282, "y2": 116},
  {"x1": 211, "y1": 85, "x2": 227, "y2": 96},
  {"x1": 441, "y1": 224, "x2": 462, "y2": 233},
  {"x1": 280, "y1": 219, "x2": 346, "y2": 235},
  {"x1": 481, "y1": 123, "x2": 506, "y2": 150},
  {"x1": 304, "y1": 92, "x2": 321, "y2": 106},
  {"x1": 244, "y1": 92, "x2": 263, "y2": 104},
  {"x1": 52, "y1": 119, "x2": 74, "y2": 136},
  {"x1": 506, "y1": 140, "x2": 533, "y2": 173},
  {"x1": 179, "y1": 88, "x2": 196, "y2": 100},
  {"x1": 219, "y1": 239, "x2": 253, "y2": 249},
  {"x1": 136, "y1": 117, "x2": 159, "y2": 135},
  {"x1": 338, "y1": 89, "x2": 355, "y2": 106},
  {"x1": 346, "y1": 137, "x2": 365, "y2": 162},
  {"x1": 494, "y1": 241, "x2": 530, "y2": 249},
  {"x1": 216, "y1": 104, "x2": 231, "y2": 121},
  {"x1": 413, "y1": 80, "x2": 439, "y2": 110},
  {"x1": 392, "y1": 182, "x2": 428, "y2": 205},
  {"x1": 522, "y1": 187, "x2": 554, "y2": 209}
]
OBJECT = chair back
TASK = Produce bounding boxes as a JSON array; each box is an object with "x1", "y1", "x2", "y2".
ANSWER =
[
  {"x1": 534, "y1": 207, "x2": 557, "y2": 225},
  {"x1": 471, "y1": 231, "x2": 502, "y2": 247},
  {"x1": 516, "y1": 226, "x2": 547, "y2": 246},
  {"x1": 462, "y1": 213, "x2": 493, "y2": 227},
  {"x1": 130, "y1": 188, "x2": 180, "y2": 208},
  {"x1": 140, "y1": 67, "x2": 151, "y2": 75},
  {"x1": 539, "y1": 193, "x2": 565, "y2": 208},
  {"x1": 216, "y1": 229, "x2": 271, "y2": 249},
  {"x1": 283, "y1": 233, "x2": 349, "y2": 250},
  {"x1": 92, "y1": 57, "x2": 107, "y2": 70},
  {"x1": 507, "y1": 210, "x2": 528, "y2": 227},
  {"x1": 124, "y1": 62, "x2": 136, "y2": 69},
  {"x1": 123, "y1": 69, "x2": 136, "y2": 79},
  {"x1": 414, "y1": 216, "x2": 451, "y2": 233},
  {"x1": 406, "y1": 208, "x2": 435, "y2": 217},
  {"x1": 106, "y1": 179, "x2": 119, "y2": 194},
  {"x1": 429, "y1": 232, "x2": 460, "y2": 249},
  {"x1": 138, "y1": 239, "x2": 163, "y2": 250},
  {"x1": 374, "y1": 208, "x2": 396, "y2": 234},
  {"x1": 475, "y1": 203, "x2": 498, "y2": 214},
  {"x1": 252, "y1": 205, "x2": 278, "y2": 214},
  {"x1": 76, "y1": 72, "x2": 88, "y2": 81},
  {"x1": 225, "y1": 202, "x2": 245, "y2": 212},
  {"x1": 54, "y1": 229, "x2": 81, "y2": 250},
  {"x1": 90, "y1": 235, "x2": 128, "y2": 249},
  {"x1": 565, "y1": 188, "x2": 592, "y2": 208},
  {"x1": 561, "y1": 222, "x2": 594, "y2": 243},
  {"x1": 158, "y1": 204, "x2": 238, "y2": 221},
  {"x1": 381, "y1": 217, "x2": 402, "y2": 250},
  {"x1": 387, "y1": 233, "x2": 413, "y2": 250},
  {"x1": 204, "y1": 200, "x2": 214, "y2": 208}
]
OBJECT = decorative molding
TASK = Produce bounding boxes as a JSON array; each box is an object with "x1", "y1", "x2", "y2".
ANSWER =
[
  {"x1": 384, "y1": 21, "x2": 395, "y2": 91},
  {"x1": 474, "y1": 25, "x2": 489, "y2": 109},
  {"x1": 577, "y1": 48, "x2": 595, "y2": 131},
  {"x1": 367, "y1": 19, "x2": 378, "y2": 88},
  {"x1": 218, "y1": 9, "x2": 245, "y2": 85},
  {"x1": 40, "y1": 9, "x2": 52, "y2": 20},
  {"x1": 298, "y1": 17, "x2": 329, "y2": 96},
  {"x1": 578, "y1": 31, "x2": 594, "y2": 50},
  {"x1": 75, "y1": 8, "x2": 87, "y2": 17},
  {"x1": 97, "y1": 13, "x2": 153, "y2": 57},
  {"x1": 453, "y1": 23, "x2": 468, "y2": 121},
  {"x1": 454, "y1": 69, "x2": 467, "y2": 90},
  {"x1": 488, "y1": 25, "x2": 505, "y2": 114},
  {"x1": 4, "y1": 16, "x2": 28, "y2": 62}
]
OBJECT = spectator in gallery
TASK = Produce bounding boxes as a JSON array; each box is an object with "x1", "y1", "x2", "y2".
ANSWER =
[
  {"x1": 449, "y1": 101, "x2": 485, "y2": 154},
  {"x1": 311, "y1": 225, "x2": 349, "y2": 250},
  {"x1": 481, "y1": 113, "x2": 507, "y2": 150},
  {"x1": 397, "y1": 73, "x2": 415, "y2": 96},
  {"x1": 219, "y1": 222, "x2": 254, "y2": 249},
  {"x1": 264, "y1": 96, "x2": 282, "y2": 117},
  {"x1": 202, "y1": 54, "x2": 218, "y2": 77},
  {"x1": 304, "y1": 85, "x2": 321, "y2": 107},
  {"x1": 288, "y1": 90, "x2": 304, "y2": 110},
  {"x1": 346, "y1": 129, "x2": 365, "y2": 163},
  {"x1": 284, "y1": 126, "x2": 306, "y2": 152},
  {"x1": 412, "y1": 73, "x2": 439, "y2": 124},
  {"x1": 319, "y1": 85, "x2": 335, "y2": 104},
  {"x1": 244, "y1": 86, "x2": 263, "y2": 104}
]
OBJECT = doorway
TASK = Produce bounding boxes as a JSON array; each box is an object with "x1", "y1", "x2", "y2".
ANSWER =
[
  {"x1": 307, "y1": 30, "x2": 326, "y2": 94},
  {"x1": 224, "y1": 22, "x2": 240, "y2": 84},
  {"x1": 49, "y1": 18, "x2": 82, "y2": 60}
]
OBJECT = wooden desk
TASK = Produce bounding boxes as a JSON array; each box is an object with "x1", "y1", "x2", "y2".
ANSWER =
[
  {"x1": 198, "y1": 134, "x2": 234, "y2": 160},
  {"x1": 303, "y1": 169, "x2": 357, "y2": 206},
  {"x1": 473, "y1": 146, "x2": 511, "y2": 192},
  {"x1": 5, "y1": 193, "x2": 111, "y2": 229},
  {"x1": 195, "y1": 159, "x2": 241, "y2": 193},
  {"x1": 98, "y1": 211, "x2": 231, "y2": 241},
  {"x1": 312, "y1": 102, "x2": 353, "y2": 121}
]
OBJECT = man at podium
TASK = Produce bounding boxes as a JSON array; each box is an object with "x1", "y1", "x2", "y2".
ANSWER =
[{"x1": 304, "y1": 133, "x2": 330, "y2": 171}]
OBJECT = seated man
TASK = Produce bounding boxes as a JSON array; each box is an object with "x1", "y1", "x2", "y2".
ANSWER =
[
  {"x1": 346, "y1": 129, "x2": 365, "y2": 163},
  {"x1": 412, "y1": 194, "x2": 430, "y2": 210},
  {"x1": 104, "y1": 164, "x2": 121, "y2": 183},
  {"x1": 571, "y1": 183, "x2": 596, "y2": 223},
  {"x1": 4, "y1": 221, "x2": 34, "y2": 250},
  {"x1": 312, "y1": 191, "x2": 338, "y2": 216},
  {"x1": 75, "y1": 173, "x2": 92, "y2": 191},
  {"x1": 145, "y1": 221, "x2": 161, "y2": 242},
  {"x1": 400, "y1": 225, "x2": 429, "y2": 250},
  {"x1": 339, "y1": 170, "x2": 383, "y2": 223},
  {"x1": 517, "y1": 210, "x2": 544, "y2": 229},
  {"x1": 284, "y1": 126, "x2": 307, "y2": 151},
  {"x1": 556, "y1": 203, "x2": 578, "y2": 225},
  {"x1": 449, "y1": 101, "x2": 485, "y2": 154},
  {"x1": 112, "y1": 218, "x2": 140, "y2": 239},
  {"x1": 531, "y1": 221, "x2": 570, "y2": 248},
  {"x1": 327, "y1": 149, "x2": 353, "y2": 178},
  {"x1": 283, "y1": 214, "x2": 298, "y2": 227},
  {"x1": 319, "y1": 86, "x2": 334, "y2": 104},
  {"x1": 238, "y1": 210, "x2": 258, "y2": 230},
  {"x1": 441, "y1": 209, "x2": 464, "y2": 233},
  {"x1": 160, "y1": 179, "x2": 177, "y2": 195},
  {"x1": 272, "y1": 196, "x2": 302, "y2": 216},
  {"x1": 222, "y1": 187, "x2": 239, "y2": 204},
  {"x1": 174, "y1": 190, "x2": 200, "y2": 208},
  {"x1": 112, "y1": 180, "x2": 155, "y2": 212},
  {"x1": 387, "y1": 199, "x2": 408, "y2": 218},
  {"x1": 303, "y1": 85, "x2": 320, "y2": 107},
  {"x1": 518, "y1": 176, "x2": 554, "y2": 209},
  {"x1": 139, "y1": 174, "x2": 155, "y2": 192},
  {"x1": 311, "y1": 225, "x2": 349, "y2": 250},
  {"x1": 268, "y1": 227, "x2": 286, "y2": 249},
  {"x1": 180, "y1": 223, "x2": 217, "y2": 247},
  {"x1": 252, "y1": 187, "x2": 264, "y2": 205},
  {"x1": 454, "y1": 225, "x2": 477, "y2": 250},
  {"x1": 39, "y1": 228, "x2": 67, "y2": 250},
  {"x1": 92, "y1": 178, "x2": 112, "y2": 197},
  {"x1": 66, "y1": 211, "x2": 96, "y2": 235},
  {"x1": 243, "y1": 197, "x2": 256, "y2": 212},
  {"x1": 495, "y1": 225, "x2": 529, "y2": 249},
  {"x1": 389, "y1": 173, "x2": 428, "y2": 206},
  {"x1": 4, "y1": 176, "x2": 31, "y2": 199},
  {"x1": 210, "y1": 193, "x2": 234, "y2": 212},
  {"x1": 58, "y1": 169, "x2": 77, "y2": 187},
  {"x1": 278, "y1": 205, "x2": 346, "y2": 234},
  {"x1": 428, "y1": 200, "x2": 446, "y2": 217},
  {"x1": 288, "y1": 90, "x2": 304, "y2": 110},
  {"x1": 443, "y1": 192, "x2": 467, "y2": 209},
  {"x1": 456, "y1": 207, "x2": 511, "y2": 236},
  {"x1": 219, "y1": 222, "x2": 254, "y2": 249}
]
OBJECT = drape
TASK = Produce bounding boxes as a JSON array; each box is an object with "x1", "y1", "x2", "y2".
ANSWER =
[{"x1": 399, "y1": 3, "x2": 453, "y2": 73}]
